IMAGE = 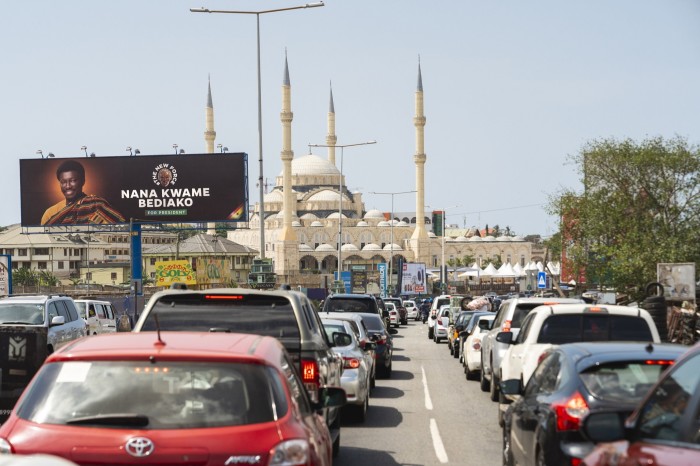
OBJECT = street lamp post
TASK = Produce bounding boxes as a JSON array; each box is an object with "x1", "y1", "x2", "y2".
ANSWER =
[
  {"x1": 437, "y1": 205, "x2": 460, "y2": 293},
  {"x1": 308, "y1": 141, "x2": 376, "y2": 279},
  {"x1": 191, "y1": 2, "x2": 325, "y2": 260},
  {"x1": 370, "y1": 190, "x2": 415, "y2": 297}
]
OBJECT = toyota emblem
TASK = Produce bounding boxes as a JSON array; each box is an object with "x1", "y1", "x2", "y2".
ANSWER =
[{"x1": 125, "y1": 437, "x2": 155, "y2": 457}]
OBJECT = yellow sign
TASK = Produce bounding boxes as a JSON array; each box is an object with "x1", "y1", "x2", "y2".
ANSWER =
[
  {"x1": 155, "y1": 260, "x2": 197, "y2": 286},
  {"x1": 195, "y1": 258, "x2": 232, "y2": 286}
]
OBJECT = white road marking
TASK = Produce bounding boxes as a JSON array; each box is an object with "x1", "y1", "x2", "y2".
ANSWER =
[
  {"x1": 421, "y1": 365, "x2": 433, "y2": 410},
  {"x1": 430, "y1": 418, "x2": 449, "y2": 463}
]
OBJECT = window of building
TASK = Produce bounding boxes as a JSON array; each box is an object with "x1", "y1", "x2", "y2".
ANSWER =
[
  {"x1": 111, "y1": 272, "x2": 117, "y2": 280},
  {"x1": 150, "y1": 258, "x2": 156, "y2": 265},
  {"x1": 18, "y1": 249, "x2": 27, "y2": 256},
  {"x1": 37, "y1": 262, "x2": 47, "y2": 270},
  {"x1": 58, "y1": 261, "x2": 64, "y2": 270},
  {"x1": 86, "y1": 272, "x2": 92, "y2": 281},
  {"x1": 34, "y1": 248, "x2": 49, "y2": 255}
]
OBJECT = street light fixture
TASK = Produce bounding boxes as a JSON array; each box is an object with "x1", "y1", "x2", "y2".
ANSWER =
[
  {"x1": 191, "y1": 2, "x2": 325, "y2": 260},
  {"x1": 308, "y1": 141, "x2": 376, "y2": 278},
  {"x1": 370, "y1": 190, "x2": 416, "y2": 297},
  {"x1": 81, "y1": 146, "x2": 88, "y2": 157}
]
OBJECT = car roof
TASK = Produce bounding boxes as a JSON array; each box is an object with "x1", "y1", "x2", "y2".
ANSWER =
[
  {"x1": 0, "y1": 295, "x2": 69, "y2": 303},
  {"x1": 327, "y1": 293, "x2": 375, "y2": 299},
  {"x1": 532, "y1": 303, "x2": 648, "y2": 316},
  {"x1": 48, "y1": 331, "x2": 285, "y2": 366},
  {"x1": 503, "y1": 297, "x2": 583, "y2": 305},
  {"x1": 321, "y1": 312, "x2": 364, "y2": 322},
  {"x1": 554, "y1": 342, "x2": 689, "y2": 371}
]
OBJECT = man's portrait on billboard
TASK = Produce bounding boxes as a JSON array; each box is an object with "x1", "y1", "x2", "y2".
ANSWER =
[{"x1": 41, "y1": 160, "x2": 126, "y2": 225}]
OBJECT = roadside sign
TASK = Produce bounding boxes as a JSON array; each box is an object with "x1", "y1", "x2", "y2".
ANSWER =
[{"x1": 537, "y1": 271, "x2": 547, "y2": 289}]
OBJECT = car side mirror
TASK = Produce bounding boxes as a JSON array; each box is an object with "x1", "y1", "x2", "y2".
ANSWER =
[
  {"x1": 500, "y1": 378, "x2": 523, "y2": 396},
  {"x1": 50, "y1": 315, "x2": 66, "y2": 327},
  {"x1": 495, "y1": 331, "x2": 513, "y2": 344},
  {"x1": 581, "y1": 412, "x2": 626, "y2": 443},
  {"x1": 382, "y1": 310, "x2": 390, "y2": 318},
  {"x1": 361, "y1": 341, "x2": 377, "y2": 351},
  {"x1": 312, "y1": 387, "x2": 347, "y2": 411},
  {"x1": 332, "y1": 332, "x2": 353, "y2": 347}
]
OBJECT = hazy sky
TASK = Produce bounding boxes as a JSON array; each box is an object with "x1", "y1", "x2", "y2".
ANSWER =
[{"x1": 3, "y1": 1, "x2": 699, "y2": 236}]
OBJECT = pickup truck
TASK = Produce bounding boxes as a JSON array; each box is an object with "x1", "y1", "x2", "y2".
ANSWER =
[{"x1": 133, "y1": 288, "x2": 345, "y2": 456}]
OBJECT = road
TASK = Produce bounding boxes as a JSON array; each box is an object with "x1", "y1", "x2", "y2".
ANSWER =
[{"x1": 334, "y1": 318, "x2": 502, "y2": 466}]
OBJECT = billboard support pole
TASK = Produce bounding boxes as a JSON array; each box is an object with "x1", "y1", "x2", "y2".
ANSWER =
[{"x1": 130, "y1": 219, "x2": 142, "y2": 320}]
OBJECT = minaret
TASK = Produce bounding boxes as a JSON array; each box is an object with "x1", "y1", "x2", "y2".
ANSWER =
[
  {"x1": 327, "y1": 84, "x2": 337, "y2": 165},
  {"x1": 205, "y1": 76, "x2": 217, "y2": 235},
  {"x1": 411, "y1": 60, "x2": 428, "y2": 240},
  {"x1": 279, "y1": 53, "x2": 297, "y2": 241}
]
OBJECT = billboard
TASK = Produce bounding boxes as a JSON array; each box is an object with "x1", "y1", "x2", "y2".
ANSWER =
[
  {"x1": 154, "y1": 260, "x2": 197, "y2": 287},
  {"x1": 401, "y1": 262, "x2": 427, "y2": 295},
  {"x1": 20, "y1": 153, "x2": 248, "y2": 226},
  {"x1": 658, "y1": 263, "x2": 696, "y2": 301}
]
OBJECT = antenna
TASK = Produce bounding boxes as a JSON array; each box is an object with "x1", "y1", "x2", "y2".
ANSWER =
[{"x1": 153, "y1": 313, "x2": 165, "y2": 347}]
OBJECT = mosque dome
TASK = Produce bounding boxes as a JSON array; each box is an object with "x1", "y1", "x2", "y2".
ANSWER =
[
  {"x1": 428, "y1": 231, "x2": 437, "y2": 238},
  {"x1": 455, "y1": 236, "x2": 468, "y2": 242},
  {"x1": 512, "y1": 235, "x2": 525, "y2": 241},
  {"x1": 356, "y1": 220, "x2": 369, "y2": 227},
  {"x1": 310, "y1": 221, "x2": 323, "y2": 227},
  {"x1": 496, "y1": 236, "x2": 510, "y2": 242},
  {"x1": 468, "y1": 236, "x2": 483, "y2": 242},
  {"x1": 341, "y1": 244, "x2": 359, "y2": 252},
  {"x1": 377, "y1": 221, "x2": 391, "y2": 227},
  {"x1": 364, "y1": 209, "x2": 385, "y2": 219},
  {"x1": 264, "y1": 190, "x2": 283, "y2": 202},
  {"x1": 300, "y1": 213, "x2": 318, "y2": 220},
  {"x1": 327, "y1": 212, "x2": 347, "y2": 219},
  {"x1": 383, "y1": 243, "x2": 403, "y2": 251},
  {"x1": 292, "y1": 220, "x2": 302, "y2": 227},
  {"x1": 396, "y1": 221, "x2": 409, "y2": 227},
  {"x1": 286, "y1": 154, "x2": 340, "y2": 177},
  {"x1": 307, "y1": 189, "x2": 351, "y2": 202},
  {"x1": 362, "y1": 243, "x2": 381, "y2": 251},
  {"x1": 316, "y1": 243, "x2": 335, "y2": 252},
  {"x1": 483, "y1": 235, "x2": 496, "y2": 241},
  {"x1": 299, "y1": 244, "x2": 313, "y2": 251}
]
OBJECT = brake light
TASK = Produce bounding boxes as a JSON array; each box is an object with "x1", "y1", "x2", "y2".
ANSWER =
[
  {"x1": 553, "y1": 391, "x2": 589, "y2": 431},
  {"x1": 645, "y1": 360, "x2": 675, "y2": 366},
  {"x1": 502, "y1": 320, "x2": 512, "y2": 332},
  {"x1": 204, "y1": 294, "x2": 243, "y2": 300},
  {"x1": 570, "y1": 459, "x2": 582, "y2": 466},
  {"x1": 343, "y1": 357, "x2": 361, "y2": 369},
  {"x1": 472, "y1": 338, "x2": 481, "y2": 350},
  {"x1": 584, "y1": 306, "x2": 607, "y2": 313},
  {"x1": 537, "y1": 352, "x2": 550, "y2": 365},
  {"x1": 301, "y1": 359, "x2": 320, "y2": 403}
]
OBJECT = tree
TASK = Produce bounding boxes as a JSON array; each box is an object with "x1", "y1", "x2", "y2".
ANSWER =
[
  {"x1": 38, "y1": 270, "x2": 59, "y2": 286},
  {"x1": 12, "y1": 268, "x2": 38, "y2": 286},
  {"x1": 548, "y1": 136, "x2": 700, "y2": 300}
]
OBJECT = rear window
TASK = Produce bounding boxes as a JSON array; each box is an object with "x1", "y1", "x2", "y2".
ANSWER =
[
  {"x1": 538, "y1": 314, "x2": 653, "y2": 344},
  {"x1": 359, "y1": 314, "x2": 385, "y2": 332},
  {"x1": 323, "y1": 298, "x2": 377, "y2": 314},
  {"x1": 18, "y1": 361, "x2": 287, "y2": 429},
  {"x1": 511, "y1": 303, "x2": 549, "y2": 328},
  {"x1": 0, "y1": 302, "x2": 45, "y2": 325},
  {"x1": 580, "y1": 360, "x2": 673, "y2": 403},
  {"x1": 140, "y1": 293, "x2": 301, "y2": 340}
]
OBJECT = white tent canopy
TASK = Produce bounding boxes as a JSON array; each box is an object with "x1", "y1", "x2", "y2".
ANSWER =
[
  {"x1": 480, "y1": 263, "x2": 499, "y2": 277},
  {"x1": 496, "y1": 263, "x2": 517, "y2": 278}
]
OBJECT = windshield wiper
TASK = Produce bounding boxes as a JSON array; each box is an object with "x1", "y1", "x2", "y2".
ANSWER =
[
  {"x1": 66, "y1": 413, "x2": 149, "y2": 426},
  {"x1": 0, "y1": 321, "x2": 35, "y2": 325}
]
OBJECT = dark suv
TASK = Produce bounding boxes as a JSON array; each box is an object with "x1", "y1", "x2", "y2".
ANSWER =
[{"x1": 133, "y1": 288, "x2": 344, "y2": 456}]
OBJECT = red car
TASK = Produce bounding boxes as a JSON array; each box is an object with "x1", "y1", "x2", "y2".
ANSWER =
[
  {"x1": 0, "y1": 332, "x2": 346, "y2": 465},
  {"x1": 581, "y1": 341, "x2": 700, "y2": 466}
]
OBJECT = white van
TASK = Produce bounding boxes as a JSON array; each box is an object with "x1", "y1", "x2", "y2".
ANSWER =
[{"x1": 74, "y1": 299, "x2": 117, "y2": 335}]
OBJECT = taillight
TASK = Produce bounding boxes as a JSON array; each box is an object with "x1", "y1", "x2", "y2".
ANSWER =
[
  {"x1": 268, "y1": 439, "x2": 309, "y2": 466},
  {"x1": 553, "y1": 391, "x2": 589, "y2": 431},
  {"x1": 301, "y1": 359, "x2": 320, "y2": 402},
  {"x1": 645, "y1": 360, "x2": 674, "y2": 366},
  {"x1": 472, "y1": 338, "x2": 481, "y2": 351},
  {"x1": 537, "y1": 352, "x2": 549, "y2": 365},
  {"x1": 343, "y1": 357, "x2": 361, "y2": 369},
  {"x1": 502, "y1": 319, "x2": 512, "y2": 332}
]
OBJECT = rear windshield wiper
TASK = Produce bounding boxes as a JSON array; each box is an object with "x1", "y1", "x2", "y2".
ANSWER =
[
  {"x1": 209, "y1": 327, "x2": 232, "y2": 332},
  {"x1": 66, "y1": 413, "x2": 149, "y2": 427}
]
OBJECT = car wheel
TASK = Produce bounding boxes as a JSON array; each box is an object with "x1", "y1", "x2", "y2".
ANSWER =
[
  {"x1": 354, "y1": 395, "x2": 368, "y2": 423},
  {"x1": 498, "y1": 403, "x2": 505, "y2": 427},
  {"x1": 466, "y1": 366, "x2": 478, "y2": 381},
  {"x1": 370, "y1": 373, "x2": 376, "y2": 389},
  {"x1": 490, "y1": 371, "x2": 500, "y2": 402},
  {"x1": 480, "y1": 359, "x2": 490, "y2": 392},
  {"x1": 502, "y1": 424, "x2": 514, "y2": 466},
  {"x1": 385, "y1": 361, "x2": 392, "y2": 378},
  {"x1": 331, "y1": 415, "x2": 341, "y2": 458},
  {"x1": 453, "y1": 345, "x2": 459, "y2": 359},
  {"x1": 535, "y1": 446, "x2": 545, "y2": 466},
  {"x1": 428, "y1": 327, "x2": 434, "y2": 339}
]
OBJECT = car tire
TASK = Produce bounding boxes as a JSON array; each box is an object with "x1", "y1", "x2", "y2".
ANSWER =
[
  {"x1": 428, "y1": 326, "x2": 434, "y2": 339},
  {"x1": 490, "y1": 371, "x2": 500, "y2": 402},
  {"x1": 355, "y1": 395, "x2": 368, "y2": 423},
  {"x1": 385, "y1": 361, "x2": 392, "y2": 378},
  {"x1": 370, "y1": 373, "x2": 376, "y2": 389},
  {"x1": 480, "y1": 358, "x2": 490, "y2": 392},
  {"x1": 466, "y1": 366, "x2": 478, "y2": 381},
  {"x1": 331, "y1": 416, "x2": 341, "y2": 458},
  {"x1": 453, "y1": 346, "x2": 459, "y2": 359}
]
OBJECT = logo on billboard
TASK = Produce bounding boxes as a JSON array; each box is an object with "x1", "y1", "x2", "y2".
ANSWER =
[{"x1": 153, "y1": 163, "x2": 177, "y2": 187}]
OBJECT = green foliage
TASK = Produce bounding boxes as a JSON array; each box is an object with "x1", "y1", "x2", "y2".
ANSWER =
[
  {"x1": 12, "y1": 267, "x2": 38, "y2": 286},
  {"x1": 549, "y1": 136, "x2": 700, "y2": 300}
]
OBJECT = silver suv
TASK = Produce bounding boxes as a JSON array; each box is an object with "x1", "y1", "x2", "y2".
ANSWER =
[
  {"x1": 0, "y1": 294, "x2": 88, "y2": 353},
  {"x1": 479, "y1": 296, "x2": 583, "y2": 402}
]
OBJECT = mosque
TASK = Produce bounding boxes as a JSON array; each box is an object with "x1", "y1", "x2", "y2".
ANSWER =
[{"x1": 200, "y1": 56, "x2": 537, "y2": 289}]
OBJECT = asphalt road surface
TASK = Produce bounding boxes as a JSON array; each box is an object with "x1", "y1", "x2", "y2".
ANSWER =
[{"x1": 333, "y1": 318, "x2": 502, "y2": 465}]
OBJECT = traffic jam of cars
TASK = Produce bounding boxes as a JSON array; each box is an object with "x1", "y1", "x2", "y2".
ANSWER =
[{"x1": 1, "y1": 290, "x2": 699, "y2": 465}]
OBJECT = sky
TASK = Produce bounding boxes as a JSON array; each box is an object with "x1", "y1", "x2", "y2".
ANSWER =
[{"x1": 3, "y1": 0, "x2": 699, "y2": 237}]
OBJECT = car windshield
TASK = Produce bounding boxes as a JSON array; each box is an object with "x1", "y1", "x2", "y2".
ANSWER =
[
  {"x1": 0, "y1": 302, "x2": 44, "y2": 324},
  {"x1": 74, "y1": 302, "x2": 87, "y2": 319},
  {"x1": 17, "y1": 360, "x2": 288, "y2": 429},
  {"x1": 324, "y1": 298, "x2": 376, "y2": 313},
  {"x1": 580, "y1": 360, "x2": 673, "y2": 403},
  {"x1": 139, "y1": 293, "x2": 301, "y2": 340}
]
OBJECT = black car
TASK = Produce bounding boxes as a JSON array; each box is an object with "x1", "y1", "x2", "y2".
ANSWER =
[
  {"x1": 501, "y1": 341, "x2": 687, "y2": 466},
  {"x1": 353, "y1": 312, "x2": 394, "y2": 378},
  {"x1": 322, "y1": 293, "x2": 390, "y2": 329}
]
